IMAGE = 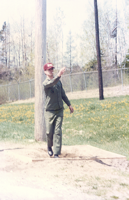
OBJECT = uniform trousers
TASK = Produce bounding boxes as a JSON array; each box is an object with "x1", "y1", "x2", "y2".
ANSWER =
[{"x1": 45, "y1": 108, "x2": 63, "y2": 155}]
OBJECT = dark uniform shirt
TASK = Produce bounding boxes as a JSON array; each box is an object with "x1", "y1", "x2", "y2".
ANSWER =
[{"x1": 43, "y1": 75, "x2": 71, "y2": 111}]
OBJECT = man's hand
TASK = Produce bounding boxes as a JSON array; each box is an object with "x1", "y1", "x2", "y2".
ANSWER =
[
  {"x1": 69, "y1": 105, "x2": 74, "y2": 114},
  {"x1": 58, "y1": 67, "x2": 66, "y2": 77}
]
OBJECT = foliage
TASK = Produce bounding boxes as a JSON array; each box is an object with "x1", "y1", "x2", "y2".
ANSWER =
[
  {"x1": 82, "y1": 58, "x2": 98, "y2": 71},
  {"x1": 121, "y1": 50, "x2": 129, "y2": 68}
]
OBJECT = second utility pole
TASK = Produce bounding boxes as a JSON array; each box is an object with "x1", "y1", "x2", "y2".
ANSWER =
[{"x1": 94, "y1": 0, "x2": 104, "y2": 100}]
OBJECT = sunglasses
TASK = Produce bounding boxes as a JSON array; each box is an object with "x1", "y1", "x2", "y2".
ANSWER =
[{"x1": 48, "y1": 68, "x2": 54, "y2": 71}]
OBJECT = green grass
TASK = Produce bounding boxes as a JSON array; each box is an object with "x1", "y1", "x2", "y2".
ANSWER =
[
  {"x1": 63, "y1": 96, "x2": 129, "y2": 159},
  {"x1": 0, "y1": 96, "x2": 129, "y2": 159},
  {"x1": 0, "y1": 121, "x2": 34, "y2": 141},
  {"x1": 0, "y1": 103, "x2": 34, "y2": 142}
]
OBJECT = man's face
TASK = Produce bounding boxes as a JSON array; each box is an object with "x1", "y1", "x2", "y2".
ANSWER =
[{"x1": 44, "y1": 68, "x2": 54, "y2": 78}]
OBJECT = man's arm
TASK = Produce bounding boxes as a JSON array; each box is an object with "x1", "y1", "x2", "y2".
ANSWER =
[
  {"x1": 43, "y1": 75, "x2": 60, "y2": 88},
  {"x1": 61, "y1": 86, "x2": 71, "y2": 106},
  {"x1": 59, "y1": 67, "x2": 74, "y2": 114},
  {"x1": 61, "y1": 85, "x2": 74, "y2": 114},
  {"x1": 69, "y1": 105, "x2": 74, "y2": 114},
  {"x1": 43, "y1": 67, "x2": 66, "y2": 89}
]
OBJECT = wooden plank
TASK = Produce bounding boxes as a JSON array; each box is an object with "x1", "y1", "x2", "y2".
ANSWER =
[{"x1": 32, "y1": 156, "x2": 126, "y2": 162}]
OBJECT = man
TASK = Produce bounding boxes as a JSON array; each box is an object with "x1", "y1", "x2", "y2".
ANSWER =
[{"x1": 43, "y1": 63, "x2": 74, "y2": 158}]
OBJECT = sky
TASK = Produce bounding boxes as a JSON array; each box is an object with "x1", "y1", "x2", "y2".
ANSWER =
[
  {"x1": 0, "y1": 0, "x2": 126, "y2": 34},
  {"x1": 0, "y1": 0, "x2": 89, "y2": 34}
]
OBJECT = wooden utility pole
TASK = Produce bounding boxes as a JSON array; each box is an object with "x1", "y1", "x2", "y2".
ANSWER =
[
  {"x1": 35, "y1": 0, "x2": 46, "y2": 141},
  {"x1": 94, "y1": 0, "x2": 104, "y2": 100}
]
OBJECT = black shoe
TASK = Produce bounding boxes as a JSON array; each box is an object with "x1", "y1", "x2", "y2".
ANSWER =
[
  {"x1": 54, "y1": 154, "x2": 59, "y2": 158},
  {"x1": 48, "y1": 147, "x2": 53, "y2": 156}
]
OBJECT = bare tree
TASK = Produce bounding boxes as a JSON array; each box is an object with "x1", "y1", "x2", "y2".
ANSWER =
[
  {"x1": 64, "y1": 31, "x2": 76, "y2": 72},
  {"x1": 81, "y1": 0, "x2": 127, "y2": 70},
  {"x1": 47, "y1": 8, "x2": 65, "y2": 68}
]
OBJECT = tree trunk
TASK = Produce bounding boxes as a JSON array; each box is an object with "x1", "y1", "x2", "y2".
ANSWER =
[{"x1": 35, "y1": 0, "x2": 46, "y2": 141}]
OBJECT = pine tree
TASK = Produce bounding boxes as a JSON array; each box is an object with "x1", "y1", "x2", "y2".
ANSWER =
[{"x1": 0, "y1": 22, "x2": 10, "y2": 68}]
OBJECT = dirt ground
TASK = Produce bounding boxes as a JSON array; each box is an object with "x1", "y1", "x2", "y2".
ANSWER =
[{"x1": 0, "y1": 141, "x2": 129, "y2": 200}]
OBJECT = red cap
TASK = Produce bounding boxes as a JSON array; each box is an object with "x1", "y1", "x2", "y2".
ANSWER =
[{"x1": 43, "y1": 63, "x2": 54, "y2": 71}]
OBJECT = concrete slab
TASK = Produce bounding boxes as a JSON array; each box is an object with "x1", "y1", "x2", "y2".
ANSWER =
[
  {"x1": 3, "y1": 145, "x2": 126, "y2": 163},
  {"x1": 74, "y1": 145, "x2": 126, "y2": 159}
]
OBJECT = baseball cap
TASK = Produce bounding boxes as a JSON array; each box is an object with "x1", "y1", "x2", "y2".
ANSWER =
[{"x1": 43, "y1": 63, "x2": 54, "y2": 71}]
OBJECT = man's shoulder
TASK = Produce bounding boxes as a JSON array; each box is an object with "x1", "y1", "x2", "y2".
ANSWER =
[
  {"x1": 43, "y1": 77, "x2": 49, "y2": 85},
  {"x1": 58, "y1": 79, "x2": 62, "y2": 84}
]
